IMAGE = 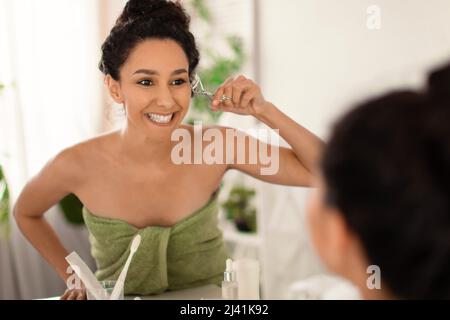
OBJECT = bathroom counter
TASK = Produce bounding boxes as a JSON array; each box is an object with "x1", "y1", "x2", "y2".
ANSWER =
[
  {"x1": 130, "y1": 284, "x2": 222, "y2": 300},
  {"x1": 40, "y1": 284, "x2": 222, "y2": 300}
]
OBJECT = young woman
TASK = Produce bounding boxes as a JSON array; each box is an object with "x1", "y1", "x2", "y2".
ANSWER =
[
  {"x1": 307, "y1": 62, "x2": 450, "y2": 299},
  {"x1": 13, "y1": 0, "x2": 323, "y2": 300}
]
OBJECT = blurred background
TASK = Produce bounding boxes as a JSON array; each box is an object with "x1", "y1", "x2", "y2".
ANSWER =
[{"x1": 1, "y1": 0, "x2": 450, "y2": 299}]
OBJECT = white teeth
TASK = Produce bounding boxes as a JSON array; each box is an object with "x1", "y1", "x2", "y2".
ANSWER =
[{"x1": 146, "y1": 113, "x2": 174, "y2": 124}]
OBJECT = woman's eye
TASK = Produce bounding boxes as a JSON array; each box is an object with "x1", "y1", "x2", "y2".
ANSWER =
[
  {"x1": 172, "y1": 79, "x2": 187, "y2": 86},
  {"x1": 138, "y1": 80, "x2": 153, "y2": 86}
]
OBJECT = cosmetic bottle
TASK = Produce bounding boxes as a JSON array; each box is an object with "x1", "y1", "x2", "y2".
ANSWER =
[{"x1": 221, "y1": 259, "x2": 238, "y2": 300}]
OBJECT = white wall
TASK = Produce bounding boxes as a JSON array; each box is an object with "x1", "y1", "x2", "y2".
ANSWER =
[
  {"x1": 259, "y1": 0, "x2": 450, "y2": 139},
  {"x1": 256, "y1": 0, "x2": 450, "y2": 298}
]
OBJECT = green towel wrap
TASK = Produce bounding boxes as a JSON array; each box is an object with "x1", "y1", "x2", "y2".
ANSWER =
[{"x1": 82, "y1": 192, "x2": 229, "y2": 295}]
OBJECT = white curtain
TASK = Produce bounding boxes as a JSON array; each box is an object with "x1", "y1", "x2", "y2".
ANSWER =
[{"x1": 0, "y1": 0, "x2": 103, "y2": 299}]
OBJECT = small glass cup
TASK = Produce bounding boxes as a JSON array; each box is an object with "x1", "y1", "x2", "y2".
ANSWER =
[{"x1": 86, "y1": 280, "x2": 124, "y2": 300}]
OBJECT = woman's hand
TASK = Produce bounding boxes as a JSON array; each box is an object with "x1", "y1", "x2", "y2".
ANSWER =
[
  {"x1": 209, "y1": 75, "x2": 323, "y2": 188},
  {"x1": 211, "y1": 75, "x2": 271, "y2": 118},
  {"x1": 60, "y1": 288, "x2": 87, "y2": 300}
]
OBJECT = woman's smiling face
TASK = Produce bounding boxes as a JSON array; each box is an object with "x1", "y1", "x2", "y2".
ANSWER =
[{"x1": 109, "y1": 39, "x2": 191, "y2": 136}]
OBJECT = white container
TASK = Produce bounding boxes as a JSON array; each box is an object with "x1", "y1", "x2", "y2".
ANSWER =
[
  {"x1": 234, "y1": 258, "x2": 260, "y2": 300},
  {"x1": 222, "y1": 259, "x2": 238, "y2": 300}
]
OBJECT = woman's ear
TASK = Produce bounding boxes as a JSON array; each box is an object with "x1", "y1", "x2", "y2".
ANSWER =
[
  {"x1": 105, "y1": 75, "x2": 124, "y2": 104},
  {"x1": 322, "y1": 207, "x2": 356, "y2": 272}
]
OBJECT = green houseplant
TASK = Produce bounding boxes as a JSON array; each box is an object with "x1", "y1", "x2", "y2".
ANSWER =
[
  {"x1": 221, "y1": 185, "x2": 257, "y2": 233},
  {"x1": 0, "y1": 166, "x2": 10, "y2": 236},
  {"x1": 186, "y1": 0, "x2": 245, "y2": 125},
  {"x1": 59, "y1": 194, "x2": 84, "y2": 225},
  {"x1": 0, "y1": 84, "x2": 11, "y2": 236}
]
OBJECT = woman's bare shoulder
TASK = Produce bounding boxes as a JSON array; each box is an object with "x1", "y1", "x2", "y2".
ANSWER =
[
  {"x1": 73, "y1": 130, "x2": 119, "y2": 154},
  {"x1": 50, "y1": 130, "x2": 120, "y2": 174}
]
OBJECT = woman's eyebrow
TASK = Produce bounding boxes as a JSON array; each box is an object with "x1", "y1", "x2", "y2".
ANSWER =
[
  {"x1": 172, "y1": 69, "x2": 188, "y2": 75},
  {"x1": 133, "y1": 68, "x2": 188, "y2": 76},
  {"x1": 133, "y1": 69, "x2": 158, "y2": 76}
]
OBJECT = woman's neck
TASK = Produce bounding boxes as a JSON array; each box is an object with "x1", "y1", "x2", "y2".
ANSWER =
[{"x1": 118, "y1": 122, "x2": 174, "y2": 165}]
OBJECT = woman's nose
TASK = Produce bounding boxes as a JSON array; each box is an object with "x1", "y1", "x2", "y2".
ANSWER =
[{"x1": 155, "y1": 85, "x2": 176, "y2": 109}]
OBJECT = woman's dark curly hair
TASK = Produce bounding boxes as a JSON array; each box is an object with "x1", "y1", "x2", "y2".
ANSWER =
[
  {"x1": 322, "y1": 61, "x2": 450, "y2": 299},
  {"x1": 99, "y1": 0, "x2": 199, "y2": 81}
]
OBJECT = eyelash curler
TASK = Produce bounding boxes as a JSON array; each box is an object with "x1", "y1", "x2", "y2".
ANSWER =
[
  {"x1": 191, "y1": 73, "x2": 232, "y2": 103},
  {"x1": 191, "y1": 73, "x2": 214, "y2": 101}
]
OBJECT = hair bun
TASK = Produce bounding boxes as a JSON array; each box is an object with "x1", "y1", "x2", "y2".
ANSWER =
[
  {"x1": 117, "y1": 0, "x2": 189, "y2": 29},
  {"x1": 427, "y1": 61, "x2": 450, "y2": 103}
]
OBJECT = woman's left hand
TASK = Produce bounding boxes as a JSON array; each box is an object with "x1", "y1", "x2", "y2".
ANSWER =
[{"x1": 211, "y1": 75, "x2": 270, "y2": 118}]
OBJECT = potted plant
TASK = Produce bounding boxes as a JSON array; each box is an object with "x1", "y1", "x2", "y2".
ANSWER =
[
  {"x1": 186, "y1": 0, "x2": 245, "y2": 125},
  {"x1": 0, "y1": 166, "x2": 10, "y2": 237},
  {"x1": 0, "y1": 84, "x2": 10, "y2": 236},
  {"x1": 221, "y1": 185, "x2": 257, "y2": 233},
  {"x1": 59, "y1": 194, "x2": 84, "y2": 225}
]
